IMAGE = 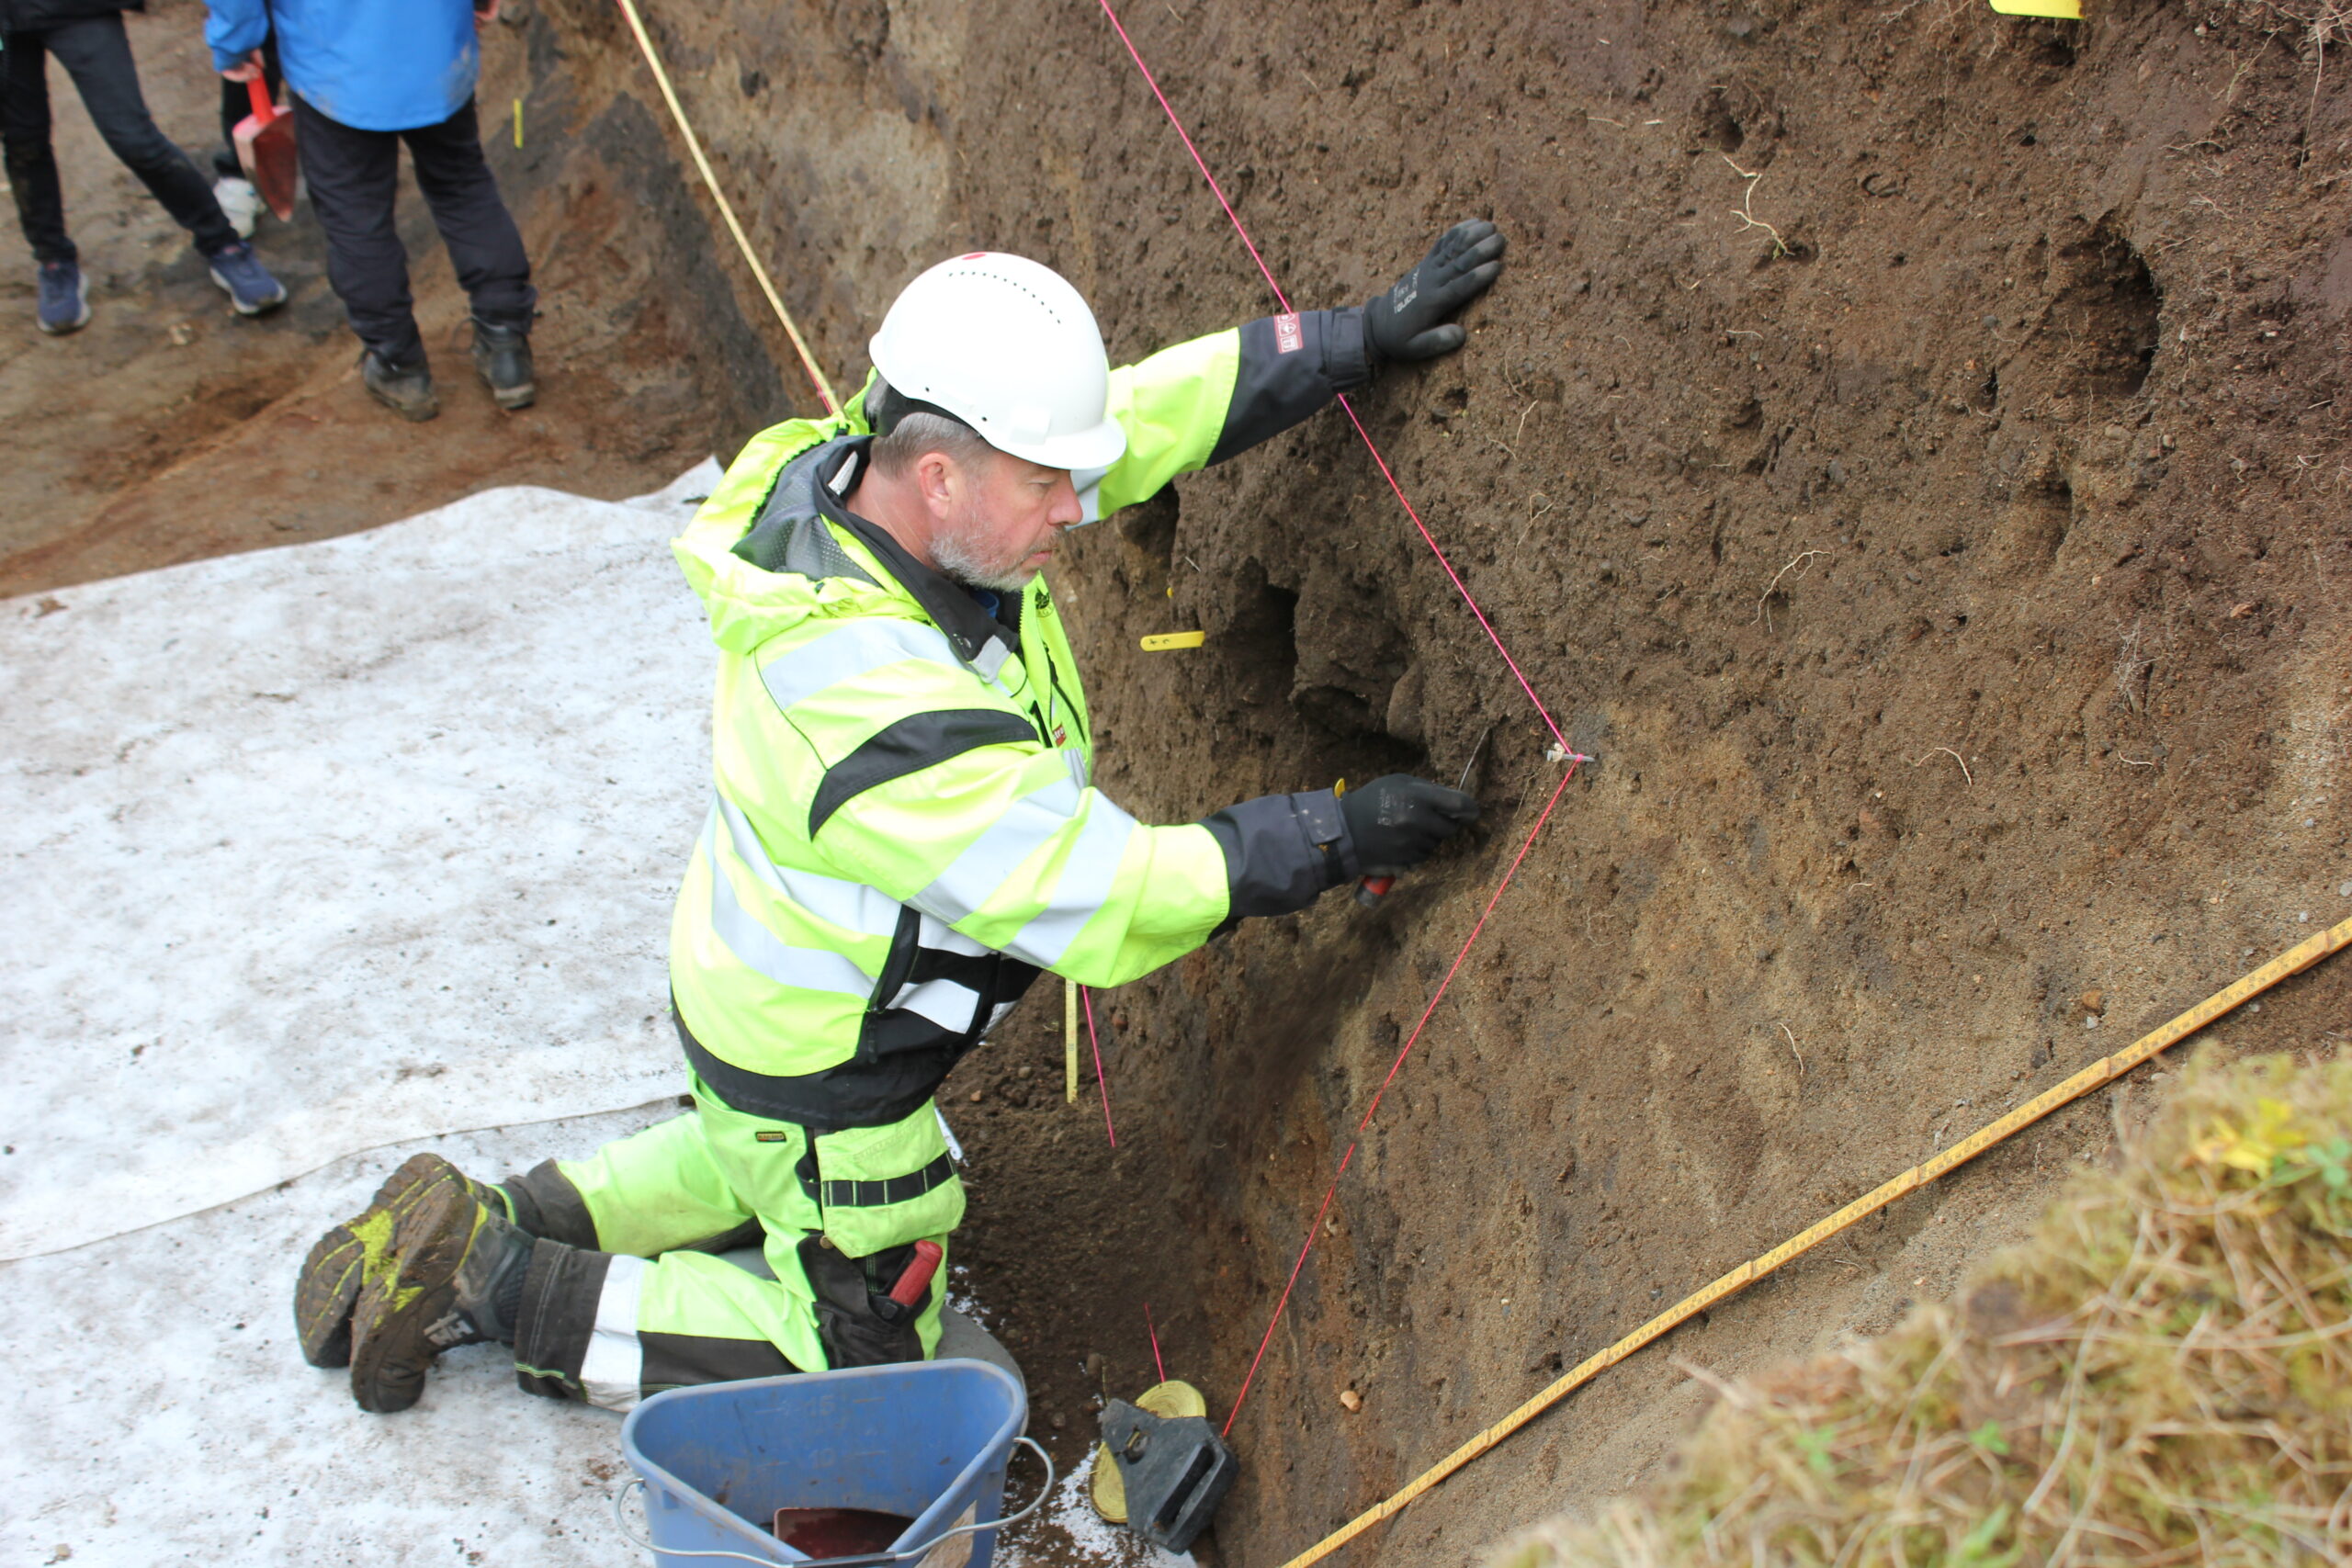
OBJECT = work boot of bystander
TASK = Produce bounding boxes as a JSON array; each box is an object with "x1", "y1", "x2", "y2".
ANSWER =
[
  {"x1": 361, "y1": 348, "x2": 440, "y2": 422},
  {"x1": 470, "y1": 319, "x2": 536, "y2": 410}
]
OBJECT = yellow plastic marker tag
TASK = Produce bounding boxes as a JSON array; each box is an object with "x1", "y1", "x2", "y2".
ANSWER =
[
  {"x1": 514, "y1": 97, "x2": 524, "y2": 147},
  {"x1": 1988, "y1": 0, "x2": 2079, "y2": 16},
  {"x1": 1065, "y1": 978, "x2": 1079, "y2": 1103},
  {"x1": 1140, "y1": 630, "x2": 1205, "y2": 650}
]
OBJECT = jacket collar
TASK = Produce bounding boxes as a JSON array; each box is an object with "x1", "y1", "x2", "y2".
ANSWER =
[{"x1": 747, "y1": 435, "x2": 1021, "y2": 682}]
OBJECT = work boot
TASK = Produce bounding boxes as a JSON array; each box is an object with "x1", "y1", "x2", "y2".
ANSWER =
[
  {"x1": 293, "y1": 1152, "x2": 508, "y2": 1369},
  {"x1": 361, "y1": 349, "x2": 440, "y2": 422},
  {"x1": 469, "y1": 319, "x2": 536, "y2": 411},
  {"x1": 206, "y1": 239, "x2": 288, "y2": 315},
  {"x1": 349, "y1": 1184, "x2": 535, "y2": 1414},
  {"x1": 36, "y1": 260, "x2": 90, "y2": 336}
]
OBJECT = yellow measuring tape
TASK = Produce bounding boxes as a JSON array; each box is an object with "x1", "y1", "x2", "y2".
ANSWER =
[
  {"x1": 608, "y1": 0, "x2": 841, "y2": 415},
  {"x1": 1276, "y1": 913, "x2": 2352, "y2": 1568}
]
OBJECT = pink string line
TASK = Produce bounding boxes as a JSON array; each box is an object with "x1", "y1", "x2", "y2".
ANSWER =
[
  {"x1": 1096, "y1": 0, "x2": 1591, "y2": 1438},
  {"x1": 1082, "y1": 985, "x2": 1116, "y2": 1148},
  {"x1": 1145, "y1": 1301, "x2": 1169, "y2": 1385},
  {"x1": 1219, "y1": 763, "x2": 1580, "y2": 1438},
  {"x1": 1094, "y1": 0, "x2": 1567, "y2": 754}
]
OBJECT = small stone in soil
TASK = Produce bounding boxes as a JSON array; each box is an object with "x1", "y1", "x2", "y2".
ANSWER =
[{"x1": 1339, "y1": 1389, "x2": 1363, "y2": 1413}]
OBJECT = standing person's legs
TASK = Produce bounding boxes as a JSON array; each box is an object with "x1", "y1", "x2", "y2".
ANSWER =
[
  {"x1": 41, "y1": 15, "x2": 239, "y2": 257},
  {"x1": 289, "y1": 95, "x2": 422, "y2": 366},
  {"x1": 399, "y1": 97, "x2": 535, "y2": 332},
  {"x1": 1, "y1": 28, "x2": 74, "y2": 264}
]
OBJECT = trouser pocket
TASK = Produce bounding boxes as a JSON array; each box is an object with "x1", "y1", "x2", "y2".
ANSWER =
[
  {"x1": 798, "y1": 1235, "x2": 933, "y2": 1369},
  {"x1": 801, "y1": 1100, "x2": 964, "y2": 1369}
]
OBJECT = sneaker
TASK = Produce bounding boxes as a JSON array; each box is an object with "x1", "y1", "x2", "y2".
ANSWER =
[
  {"x1": 470, "y1": 319, "x2": 536, "y2": 410},
  {"x1": 360, "y1": 348, "x2": 439, "y2": 422},
  {"x1": 207, "y1": 239, "x2": 287, "y2": 315},
  {"x1": 36, "y1": 261, "x2": 90, "y2": 335},
  {"x1": 348, "y1": 1184, "x2": 534, "y2": 1414},
  {"x1": 293, "y1": 1153, "x2": 508, "y2": 1370},
  {"x1": 212, "y1": 176, "x2": 262, "y2": 240}
]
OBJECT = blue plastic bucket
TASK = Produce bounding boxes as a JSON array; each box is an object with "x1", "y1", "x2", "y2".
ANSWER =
[{"x1": 618, "y1": 1359, "x2": 1035, "y2": 1567}]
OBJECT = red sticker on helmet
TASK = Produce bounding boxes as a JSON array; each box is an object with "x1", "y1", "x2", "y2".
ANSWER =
[{"x1": 959, "y1": 252, "x2": 989, "y2": 260}]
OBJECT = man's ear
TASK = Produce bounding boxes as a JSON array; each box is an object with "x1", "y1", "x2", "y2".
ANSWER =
[{"x1": 913, "y1": 451, "x2": 962, "y2": 515}]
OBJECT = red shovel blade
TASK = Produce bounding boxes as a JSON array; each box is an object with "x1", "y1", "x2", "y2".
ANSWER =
[{"x1": 233, "y1": 79, "x2": 298, "y2": 221}]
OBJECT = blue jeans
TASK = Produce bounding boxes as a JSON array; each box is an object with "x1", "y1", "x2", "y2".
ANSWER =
[{"x1": 2, "y1": 13, "x2": 238, "y2": 265}]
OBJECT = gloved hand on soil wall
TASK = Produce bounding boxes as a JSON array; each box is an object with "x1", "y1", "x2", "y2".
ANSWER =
[
  {"x1": 1200, "y1": 775, "x2": 1479, "y2": 920},
  {"x1": 1339, "y1": 773, "x2": 1481, "y2": 875},
  {"x1": 1366, "y1": 220, "x2": 1507, "y2": 364}
]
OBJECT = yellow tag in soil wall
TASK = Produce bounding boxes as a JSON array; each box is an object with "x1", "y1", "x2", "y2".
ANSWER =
[
  {"x1": 1140, "y1": 630, "x2": 1205, "y2": 650},
  {"x1": 1988, "y1": 0, "x2": 2079, "y2": 16}
]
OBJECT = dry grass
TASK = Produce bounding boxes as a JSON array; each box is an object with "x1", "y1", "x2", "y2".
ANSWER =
[{"x1": 1490, "y1": 1053, "x2": 2352, "y2": 1567}]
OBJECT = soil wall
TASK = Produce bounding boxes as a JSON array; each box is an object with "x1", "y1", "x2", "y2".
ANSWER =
[{"x1": 447, "y1": 0, "x2": 2352, "y2": 1560}]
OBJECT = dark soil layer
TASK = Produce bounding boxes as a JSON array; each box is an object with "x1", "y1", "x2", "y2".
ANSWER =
[
  {"x1": 16, "y1": 0, "x2": 2352, "y2": 1563},
  {"x1": 669, "y1": 0, "x2": 2348, "y2": 1560}
]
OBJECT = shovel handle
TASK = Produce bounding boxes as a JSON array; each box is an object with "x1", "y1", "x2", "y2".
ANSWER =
[{"x1": 245, "y1": 77, "x2": 277, "y2": 124}]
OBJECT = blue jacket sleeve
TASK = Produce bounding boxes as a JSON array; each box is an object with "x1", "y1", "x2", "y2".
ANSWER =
[{"x1": 206, "y1": 0, "x2": 269, "y2": 71}]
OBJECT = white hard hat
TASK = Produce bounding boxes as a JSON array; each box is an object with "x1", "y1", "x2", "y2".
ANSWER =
[{"x1": 867, "y1": 252, "x2": 1128, "y2": 473}]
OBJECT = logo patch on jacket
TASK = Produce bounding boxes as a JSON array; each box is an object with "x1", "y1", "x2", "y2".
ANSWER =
[
  {"x1": 1272, "y1": 312, "x2": 1304, "y2": 354},
  {"x1": 755, "y1": 1130, "x2": 791, "y2": 1144}
]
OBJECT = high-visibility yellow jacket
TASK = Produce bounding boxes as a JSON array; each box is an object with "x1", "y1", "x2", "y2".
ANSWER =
[{"x1": 668, "y1": 308, "x2": 1374, "y2": 1134}]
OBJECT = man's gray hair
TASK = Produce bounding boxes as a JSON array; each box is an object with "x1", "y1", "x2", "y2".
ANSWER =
[{"x1": 870, "y1": 409, "x2": 998, "y2": 480}]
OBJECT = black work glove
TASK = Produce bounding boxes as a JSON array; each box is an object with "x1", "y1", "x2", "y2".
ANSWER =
[
  {"x1": 1340, "y1": 774, "x2": 1480, "y2": 874},
  {"x1": 1364, "y1": 220, "x2": 1507, "y2": 365}
]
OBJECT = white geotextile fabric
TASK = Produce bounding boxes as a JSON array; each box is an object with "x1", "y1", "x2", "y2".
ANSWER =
[
  {"x1": 0, "y1": 468, "x2": 1193, "y2": 1568},
  {"x1": 0, "y1": 461, "x2": 724, "y2": 1262}
]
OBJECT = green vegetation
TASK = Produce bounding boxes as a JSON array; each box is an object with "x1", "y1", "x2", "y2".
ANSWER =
[{"x1": 1494, "y1": 1054, "x2": 2352, "y2": 1566}]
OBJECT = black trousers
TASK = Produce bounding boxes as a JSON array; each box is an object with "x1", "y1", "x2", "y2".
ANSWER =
[
  {"x1": 2, "y1": 14, "x2": 238, "y2": 265},
  {"x1": 292, "y1": 94, "x2": 536, "y2": 366}
]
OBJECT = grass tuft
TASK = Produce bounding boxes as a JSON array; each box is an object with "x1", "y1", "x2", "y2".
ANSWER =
[{"x1": 1490, "y1": 1052, "x2": 2352, "y2": 1568}]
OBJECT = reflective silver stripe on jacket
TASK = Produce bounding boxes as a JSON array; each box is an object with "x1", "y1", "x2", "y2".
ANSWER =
[
  {"x1": 910, "y1": 776, "x2": 1086, "y2": 928},
  {"x1": 758, "y1": 620, "x2": 961, "y2": 714},
  {"x1": 712, "y1": 791, "x2": 900, "y2": 938},
  {"x1": 888, "y1": 914, "x2": 996, "y2": 1033},
  {"x1": 1001, "y1": 795, "x2": 1139, "y2": 968},
  {"x1": 699, "y1": 811, "x2": 876, "y2": 998}
]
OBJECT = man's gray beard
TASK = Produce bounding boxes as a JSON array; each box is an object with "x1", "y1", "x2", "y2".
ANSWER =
[{"x1": 931, "y1": 517, "x2": 1041, "y2": 594}]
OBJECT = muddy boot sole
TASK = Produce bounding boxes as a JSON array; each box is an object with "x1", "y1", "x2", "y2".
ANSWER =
[
  {"x1": 294, "y1": 1153, "x2": 481, "y2": 1369},
  {"x1": 348, "y1": 1184, "x2": 485, "y2": 1415},
  {"x1": 366, "y1": 380, "x2": 441, "y2": 422}
]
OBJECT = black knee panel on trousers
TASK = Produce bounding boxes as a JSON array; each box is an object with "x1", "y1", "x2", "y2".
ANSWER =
[{"x1": 502, "y1": 1159, "x2": 601, "y2": 1250}]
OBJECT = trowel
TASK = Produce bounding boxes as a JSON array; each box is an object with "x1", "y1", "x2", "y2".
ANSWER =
[
  {"x1": 233, "y1": 78, "x2": 299, "y2": 221},
  {"x1": 1090, "y1": 1380, "x2": 1238, "y2": 1554}
]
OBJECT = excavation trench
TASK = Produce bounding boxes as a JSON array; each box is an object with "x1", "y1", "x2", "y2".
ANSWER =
[{"x1": 13, "y1": 0, "x2": 2352, "y2": 1563}]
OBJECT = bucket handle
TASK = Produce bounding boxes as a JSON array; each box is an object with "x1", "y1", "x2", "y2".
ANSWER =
[{"x1": 612, "y1": 1435, "x2": 1056, "y2": 1567}]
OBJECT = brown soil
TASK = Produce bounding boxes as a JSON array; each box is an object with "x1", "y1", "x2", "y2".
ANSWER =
[
  {"x1": 0, "y1": 0, "x2": 787, "y2": 599},
  {"x1": 16, "y1": 0, "x2": 2352, "y2": 1564}
]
